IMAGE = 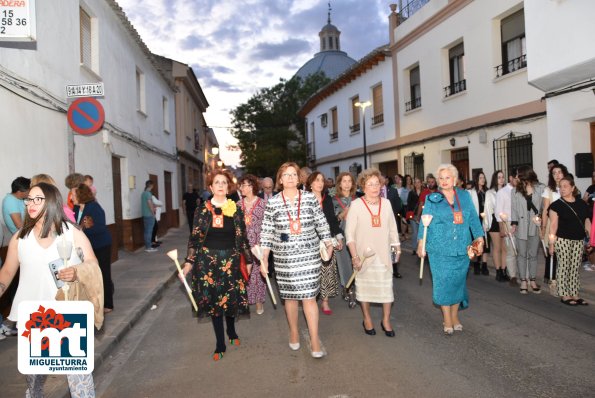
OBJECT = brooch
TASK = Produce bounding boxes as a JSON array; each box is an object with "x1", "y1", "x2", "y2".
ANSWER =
[{"x1": 427, "y1": 192, "x2": 444, "y2": 203}]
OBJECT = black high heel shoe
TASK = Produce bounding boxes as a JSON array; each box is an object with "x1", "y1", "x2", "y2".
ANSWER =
[
  {"x1": 381, "y1": 322, "x2": 395, "y2": 337},
  {"x1": 362, "y1": 321, "x2": 376, "y2": 335}
]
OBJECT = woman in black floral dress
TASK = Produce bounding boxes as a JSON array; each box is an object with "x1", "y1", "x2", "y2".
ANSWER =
[{"x1": 182, "y1": 169, "x2": 251, "y2": 361}]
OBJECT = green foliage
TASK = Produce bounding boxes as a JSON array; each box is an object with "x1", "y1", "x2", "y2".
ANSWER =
[{"x1": 231, "y1": 72, "x2": 330, "y2": 177}]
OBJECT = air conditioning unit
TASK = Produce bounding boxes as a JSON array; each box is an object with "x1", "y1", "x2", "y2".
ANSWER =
[{"x1": 320, "y1": 113, "x2": 328, "y2": 128}]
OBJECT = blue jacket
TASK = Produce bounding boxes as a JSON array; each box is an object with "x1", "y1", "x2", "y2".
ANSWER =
[
  {"x1": 418, "y1": 188, "x2": 483, "y2": 256},
  {"x1": 74, "y1": 201, "x2": 112, "y2": 249}
]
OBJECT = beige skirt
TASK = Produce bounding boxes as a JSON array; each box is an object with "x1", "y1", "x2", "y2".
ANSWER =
[{"x1": 355, "y1": 257, "x2": 394, "y2": 303}]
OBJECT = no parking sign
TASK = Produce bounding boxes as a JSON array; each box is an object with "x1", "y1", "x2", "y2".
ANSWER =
[{"x1": 67, "y1": 98, "x2": 105, "y2": 135}]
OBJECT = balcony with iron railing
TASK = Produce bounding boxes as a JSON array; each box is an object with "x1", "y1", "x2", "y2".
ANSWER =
[
  {"x1": 372, "y1": 114, "x2": 384, "y2": 125},
  {"x1": 397, "y1": 0, "x2": 430, "y2": 26},
  {"x1": 443, "y1": 79, "x2": 466, "y2": 98},
  {"x1": 330, "y1": 131, "x2": 338, "y2": 141},
  {"x1": 350, "y1": 123, "x2": 360, "y2": 134},
  {"x1": 405, "y1": 97, "x2": 422, "y2": 111},
  {"x1": 495, "y1": 54, "x2": 527, "y2": 78}
]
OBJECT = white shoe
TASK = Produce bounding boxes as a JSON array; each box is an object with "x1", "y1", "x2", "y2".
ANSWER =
[
  {"x1": 256, "y1": 308, "x2": 264, "y2": 315},
  {"x1": 453, "y1": 324, "x2": 463, "y2": 332},
  {"x1": 311, "y1": 350, "x2": 325, "y2": 358},
  {"x1": 144, "y1": 248, "x2": 158, "y2": 253},
  {"x1": 289, "y1": 342, "x2": 300, "y2": 351}
]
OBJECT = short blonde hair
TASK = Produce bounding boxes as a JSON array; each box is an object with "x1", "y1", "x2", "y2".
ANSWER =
[
  {"x1": 436, "y1": 163, "x2": 459, "y2": 181},
  {"x1": 31, "y1": 174, "x2": 57, "y2": 187},
  {"x1": 357, "y1": 168, "x2": 381, "y2": 189}
]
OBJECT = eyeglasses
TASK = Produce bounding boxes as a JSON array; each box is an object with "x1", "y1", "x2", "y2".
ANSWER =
[
  {"x1": 263, "y1": 186, "x2": 273, "y2": 190},
  {"x1": 365, "y1": 183, "x2": 381, "y2": 188},
  {"x1": 24, "y1": 196, "x2": 45, "y2": 206},
  {"x1": 240, "y1": 183, "x2": 252, "y2": 187},
  {"x1": 282, "y1": 173, "x2": 298, "y2": 179}
]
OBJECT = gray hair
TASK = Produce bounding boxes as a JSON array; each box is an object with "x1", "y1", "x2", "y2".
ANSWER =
[{"x1": 436, "y1": 164, "x2": 459, "y2": 181}]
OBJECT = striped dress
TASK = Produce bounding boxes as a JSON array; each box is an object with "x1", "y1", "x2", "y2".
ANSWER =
[{"x1": 260, "y1": 191, "x2": 332, "y2": 300}]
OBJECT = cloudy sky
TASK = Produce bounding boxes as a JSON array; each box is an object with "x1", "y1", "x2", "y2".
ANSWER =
[{"x1": 117, "y1": 0, "x2": 391, "y2": 166}]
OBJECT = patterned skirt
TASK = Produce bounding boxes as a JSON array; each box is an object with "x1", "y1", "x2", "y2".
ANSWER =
[
  {"x1": 273, "y1": 241, "x2": 321, "y2": 300},
  {"x1": 247, "y1": 259, "x2": 266, "y2": 304},
  {"x1": 555, "y1": 238, "x2": 583, "y2": 297},
  {"x1": 191, "y1": 247, "x2": 249, "y2": 317},
  {"x1": 319, "y1": 252, "x2": 339, "y2": 299}
]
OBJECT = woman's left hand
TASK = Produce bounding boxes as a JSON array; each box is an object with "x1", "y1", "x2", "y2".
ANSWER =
[
  {"x1": 326, "y1": 245, "x2": 334, "y2": 260},
  {"x1": 335, "y1": 239, "x2": 343, "y2": 251},
  {"x1": 58, "y1": 266, "x2": 77, "y2": 282}
]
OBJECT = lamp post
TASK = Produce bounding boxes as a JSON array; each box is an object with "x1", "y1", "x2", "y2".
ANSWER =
[{"x1": 355, "y1": 100, "x2": 372, "y2": 169}]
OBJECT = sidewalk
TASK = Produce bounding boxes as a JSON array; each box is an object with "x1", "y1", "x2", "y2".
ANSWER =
[
  {"x1": 0, "y1": 227, "x2": 190, "y2": 398},
  {"x1": 399, "y1": 235, "x2": 595, "y2": 298}
]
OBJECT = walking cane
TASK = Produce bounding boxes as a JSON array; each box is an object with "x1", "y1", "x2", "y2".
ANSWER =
[
  {"x1": 166, "y1": 249, "x2": 198, "y2": 312},
  {"x1": 251, "y1": 245, "x2": 277, "y2": 306},
  {"x1": 419, "y1": 215, "x2": 433, "y2": 285},
  {"x1": 345, "y1": 248, "x2": 375, "y2": 290},
  {"x1": 548, "y1": 234, "x2": 556, "y2": 281}
]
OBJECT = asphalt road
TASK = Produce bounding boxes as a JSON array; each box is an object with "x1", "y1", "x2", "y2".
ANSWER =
[{"x1": 94, "y1": 258, "x2": 595, "y2": 398}]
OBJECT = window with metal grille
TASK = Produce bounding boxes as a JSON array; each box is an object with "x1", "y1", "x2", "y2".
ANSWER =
[
  {"x1": 330, "y1": 108, "x2": 338, "y2": 141},
  {"x1": 372, "y1": 85, "x2": 383, "y2": 125},
  {"x1": 496, "y1": 9, "x2": 526, "y2": 78},
  {"x1": 80, "y1": 8, "x2": 92, "y2": 67},
  {"x1": 407, "y1": 66, "x2": 421, "y2": 111},
  {"x1": 350, "y1": 96, "x2": 360, "y2": 133},
  {"x1": 445, "y1": 42, "x2": 465, "y2": 97},
  {"x1": 493, "y1": 132, "x2": 533, "y2": 178},
  {"x1": 404, "y1": 153, "x2": 424, "y2": 180}
]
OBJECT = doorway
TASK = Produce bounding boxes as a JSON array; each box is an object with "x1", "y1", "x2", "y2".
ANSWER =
[
  {"x1": 111, "y1": 156, "x2": 123, "y2": 249},
  {"x1": 451, "y1": 148, "x2": 469, "y2": 182}
]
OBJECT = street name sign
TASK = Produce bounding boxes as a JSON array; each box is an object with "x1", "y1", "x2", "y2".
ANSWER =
[
  {"x1": 67, "y1": 97, "x2": 105, "y2": 135},
  {"x1": 66, "y1": 83, "x2": 105, "y2": 98}
]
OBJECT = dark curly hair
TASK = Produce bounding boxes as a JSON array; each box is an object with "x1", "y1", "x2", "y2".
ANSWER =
[
  {"x1": 75, "y1": 183, "x2": 95, "y2": 204},
  {"x1": 207, "y1": 169, "x2": 235, "y2": 192},
  {"x1": 238, "y1": 174, "x2": 259, "y2": 196}
]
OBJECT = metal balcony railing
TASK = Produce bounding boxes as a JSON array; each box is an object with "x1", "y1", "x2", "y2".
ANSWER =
[
  {"x1": 495, "y1": 54, "x2": 527, "y2": 78},
  {"x1": 397, "y1": 0, "x2": 430, "y2": 25},
  {"x1": 330, "y1": 131, "x2": 338, "y2": 141},
  {"x1": 444, "y1": 79, "x2": 466, "y2": 97},
  {"x1": 372, "y1": 114, "x2": 384, "y2": 125},
  {"x1": 350, "y1": 123, "x2": 360, "y2": 133},
  {"x1": 405, "y1": 97, "x2": 421, "y2": 111}
]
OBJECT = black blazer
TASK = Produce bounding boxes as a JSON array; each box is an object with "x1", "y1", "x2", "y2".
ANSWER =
[{"x1": 321, "y1": 194, "x2": 342, "y2": 237}]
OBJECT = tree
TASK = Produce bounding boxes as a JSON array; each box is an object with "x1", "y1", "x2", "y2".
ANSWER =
[{"x1": 231, "y1": 72, "x2": 330, "y2": 177}]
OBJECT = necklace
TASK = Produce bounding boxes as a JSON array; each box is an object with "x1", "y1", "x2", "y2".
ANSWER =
[
  {"x1": 363, "y1": 196, "x2": 379, "y2": 205},
  {"x1": 282, "y1": 190, "x2": 301, "y2": 234},
  {"x1": 241, "y1": 197, "x2": 260, "y2": 226},
  {"x1": 361, "y1": 197, "x2": 382, "y2": 227}
]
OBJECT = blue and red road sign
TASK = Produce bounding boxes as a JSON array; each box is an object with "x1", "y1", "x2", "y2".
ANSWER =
[{"x1": 67, "y1": 98, "x2": 105, "y2": 135}]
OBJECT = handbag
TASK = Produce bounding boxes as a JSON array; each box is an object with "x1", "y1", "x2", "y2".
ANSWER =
[
  {"x1": 320, "y1": 241, "x2": 330, "y2": 262},
  {"x1": 467, "y1": 239, "x2": 484, "y2": 259},
  {"x1": 239, "y1": 254, "x2": 250, "y2": 282}
]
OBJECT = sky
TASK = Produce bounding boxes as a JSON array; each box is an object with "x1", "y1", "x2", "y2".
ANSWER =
[{"x1": 117, "y1": 0, "x2": 391, "y2": 167}]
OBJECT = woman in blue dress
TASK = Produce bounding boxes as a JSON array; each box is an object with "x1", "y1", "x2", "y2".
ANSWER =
[{"x1": 417, "y1": 164, "x2": 484, "y2": 335}]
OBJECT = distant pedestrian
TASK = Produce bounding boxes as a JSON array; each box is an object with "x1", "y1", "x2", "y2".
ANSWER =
[
  {"x1": 141, "y1": 180, "x2": 157, "y2": 252},
  {"x1": 495, "y1": 168, "x2": 519, "y2": 286},
  {"x1": 181, "y1": 169, "x2": 250, "y2": 361},
  {"x1": 151, "y1": 193, "x2": 163, "y2": 247},
  {"x1": 64, "y1": 173, "x2": 85, "y2": 210},
  {"x1": 417, "y1": 164, "x2": 484, "y2": 335},
  {"x1": 406, "y1": 177, "x2": 423, "y2": 255},
  {"x1": 182, "y1": 185, "x2": 200, "y2": 232},
  {"x1": 485, "y1": 170, "x2": 509, "y2": 282},
  {"x1": 73, "y1": 184, "x2": 114, "y2": 313},
  {"x1": 84, "y1": 174, "x2": 97, "y2": 196},
  {"x1": 2, "y1": 176, "x2": 30, "y2": 235}
]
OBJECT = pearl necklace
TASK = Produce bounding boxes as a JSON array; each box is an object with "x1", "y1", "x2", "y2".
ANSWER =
[{"x1": 363, "y1": 197, "x2": 379, "y2": 205}]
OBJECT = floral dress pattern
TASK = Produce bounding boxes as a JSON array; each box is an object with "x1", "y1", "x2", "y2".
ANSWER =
[
  {"x1": 242, "y1": 197, "x2": 267, "y2": 304},
  {"x1": 185, "y1": 200, "x2": 251, "y2": 317}
]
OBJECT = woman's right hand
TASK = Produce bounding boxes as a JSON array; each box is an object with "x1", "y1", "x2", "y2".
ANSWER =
[
  {"x1": 416, "y1": 242, "x2": 425, "y2": 258},
  {"x1": 260, "y1": 261, "x2": 269, "y2": 278},
  {"x1": 180, "y1": 262, "x2": 192, "y2": 281},
  {"x1": 549, "y1": 243, "x2": 555, "y2": 256},
  {"x1": 351, "y1": 256, "x2": 362, "y2": 271}
]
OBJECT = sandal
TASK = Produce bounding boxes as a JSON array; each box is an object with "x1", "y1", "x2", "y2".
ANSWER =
[
  {"x1": 520, "y1": 279, "x2": 528, "y2": 295},
  {"x1": 560, "y1": 298, "x2": 578, "y2": 306},
  {"x1": 575, "y1": 298, "x2": 589, "y2": 306},
  {"x1": 529, "y1": 279, "x2": 541, "y2": 294}
]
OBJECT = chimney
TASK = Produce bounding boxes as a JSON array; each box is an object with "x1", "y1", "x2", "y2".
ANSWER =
[{"x1": 389, "y1": 4, "x2": 398, "y2": 46}]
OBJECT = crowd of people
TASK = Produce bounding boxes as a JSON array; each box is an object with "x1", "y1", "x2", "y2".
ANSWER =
[{"x1": 0, "y1": 159, "x2": 593, "y2": 397}]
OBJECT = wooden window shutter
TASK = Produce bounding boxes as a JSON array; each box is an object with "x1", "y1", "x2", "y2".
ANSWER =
[
  {"x1": 373, "y1": 85, "x2": 383, "y2": 116},
  {"x1": 80, "y1": 8, "x2": 91, "y2": 66}
]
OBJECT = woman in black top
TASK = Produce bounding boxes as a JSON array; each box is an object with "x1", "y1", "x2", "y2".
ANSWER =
[
  {"x1": 548, "y1": 177, "x2": 591, "y2": 305},
  {"x1": 407, "y1": 177, "x2": 423, "y2": 255},
  {"x1": 307, "y1": 171, "x2": 342, "y2": 315},
  {"x1": 473, "y1": 171, "x2": 490, "y2": 275},
  {"x1": 181, "y1": 169, "x2": 251, "y2": 361}
]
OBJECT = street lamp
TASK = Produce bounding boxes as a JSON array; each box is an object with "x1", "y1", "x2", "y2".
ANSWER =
[{"x1": 355, "y1": 100, "x2": 372, "y2": 169}]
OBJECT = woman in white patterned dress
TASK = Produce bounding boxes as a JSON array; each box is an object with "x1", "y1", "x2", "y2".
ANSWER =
[{"x1": 260, "y1": 162, "x2": 333, "y2": 358}]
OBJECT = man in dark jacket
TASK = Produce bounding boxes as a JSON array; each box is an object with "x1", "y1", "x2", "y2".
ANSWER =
[{"x1": 386, "y1": 176, "x2": 403, "y2": 278}]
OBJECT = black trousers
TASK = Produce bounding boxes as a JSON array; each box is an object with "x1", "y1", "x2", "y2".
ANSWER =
[
  {"x1": 211, "y1": 315, "x2": 237, "y2": 352},
  {"x1": 95, "y1": 245, "x2": 114, "y2": 309}
]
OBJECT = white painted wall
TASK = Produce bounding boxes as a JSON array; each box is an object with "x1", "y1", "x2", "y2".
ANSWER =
[
  {"x1": 0, "y1": 0, "x2": 177, "y2": 233},
  {"x1": 305, "y1": 54, "x2": 394, "y2": 175},
  {"x1": 395, "y1": 0, "x2": 543, "y2": 137},
  {"x1": 524, "y1": 0, "x2": 595, "y2": 91}
]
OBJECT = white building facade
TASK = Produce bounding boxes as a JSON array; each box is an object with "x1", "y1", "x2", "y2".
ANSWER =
[
  {"x1": 524, "y1": 0, "x2": 595, "y2": 192},
  {"x1": 0, "y1": 0, "x2": 178, "y2": 253},
  {"x1": 301, "y1": 46, "x2": 397, "y2": 180},
  {"x1": 390, "y1": 0, "x2": 547, "y2": 183}
]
